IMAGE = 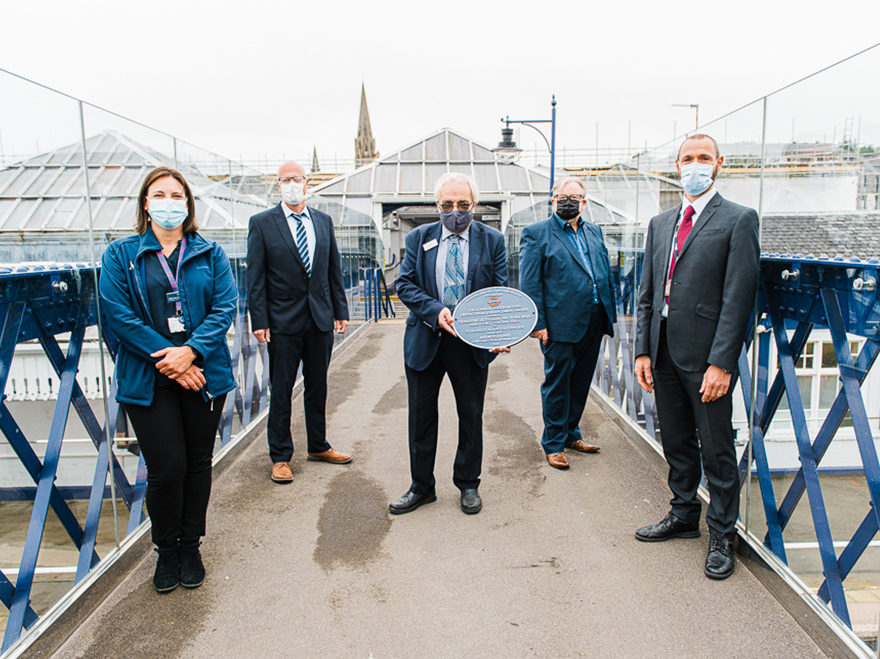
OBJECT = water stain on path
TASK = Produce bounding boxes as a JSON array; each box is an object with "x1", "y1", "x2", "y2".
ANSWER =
[
  {"x1": 372, "y1": 375, "x2": 407, "y2": 413},
  {"x1": 488, "y1": 362, "x2": 509, "y2": 385},
  {"x1": 325, "y1": 339, "x2": 381, "y2": 418},
  {"x1": 313, "y1": 471, "x2": 391, "y2": 572},
  {"x1": 485, "y1": 407, "x2": 545, "y2": 497}
]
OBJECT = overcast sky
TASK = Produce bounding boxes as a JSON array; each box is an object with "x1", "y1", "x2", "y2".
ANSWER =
[{"x1": 2, "y1": 0, "x2": 880, "y2": 169}]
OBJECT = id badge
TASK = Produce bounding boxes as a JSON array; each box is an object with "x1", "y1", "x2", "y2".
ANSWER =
[
  {"x1": 664, "y1": 280, "x2": 671, "y2": 297},
  {"x1": 167, "y1": 315, "x2": 186, "y2": 334}
]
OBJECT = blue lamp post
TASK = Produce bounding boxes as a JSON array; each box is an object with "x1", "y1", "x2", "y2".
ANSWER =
[{"x1": 495, "y1": 95, "x2": 557, "y2": 210}]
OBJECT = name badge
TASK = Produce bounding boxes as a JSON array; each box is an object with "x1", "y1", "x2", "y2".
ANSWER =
[
  {"x1": 664, "y1": 280, "x2": 672, "y2": 297},
  {"x1": 167, "y1": 316, "x2": 186, "y2": 334},
  {"x1": 423, "y1": 239, "x2": 438, "y2": 251}
]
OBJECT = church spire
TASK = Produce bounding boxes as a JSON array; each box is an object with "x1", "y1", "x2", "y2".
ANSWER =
[
  {"x1": 311, "y1": 145, "x2": 320, "y2": 173},
  {"x1": 355, "y1": 83, "x2": 379, "y2": 167}
]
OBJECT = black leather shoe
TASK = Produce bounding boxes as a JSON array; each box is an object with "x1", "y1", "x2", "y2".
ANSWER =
[
  {"x1": 460, "y1": 488, "x2": 482, "y2": 514},
  {"x1": 705, "y1": 533, "x2": 735, "y2": 580},
  {"x1": 389, "y1": 489, "x2": 437, "y2": 515},
  {"x1": 635, "y1": 512, "x2": 700, "y2": 542},
  {"x1": 179, "y1": 539, "x2": 205, "y2": 588},
  {"x1": 153, "y1": 547, "x2": 179, "y2": 593}
]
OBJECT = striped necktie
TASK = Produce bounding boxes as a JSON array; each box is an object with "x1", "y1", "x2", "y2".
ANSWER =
[
  {"x1": 442, "y1": 235, "x2": 465, "y2": 307},
  {"x1": 292, "y1": 213, "x2": 312, "y2": 276}
]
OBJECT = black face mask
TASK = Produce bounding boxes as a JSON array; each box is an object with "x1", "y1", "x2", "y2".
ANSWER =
[
  {"x1": 555, "y1": 199, "x2": 581, "y2": 221},
  {"x1": 440, "y1": 210, "x2": 473, "y2": 233}
]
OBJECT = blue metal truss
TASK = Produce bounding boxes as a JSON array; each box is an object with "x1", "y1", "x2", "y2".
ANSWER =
[
  {"x1": 0, "y1": 258, "x2": 270, "y2": 651},
  {"x1": 360, "y1": 267, "x2": 396, "y2": 323},
  {"x1": 597, "y1": 253, "x2": 880, "y2": 631}
]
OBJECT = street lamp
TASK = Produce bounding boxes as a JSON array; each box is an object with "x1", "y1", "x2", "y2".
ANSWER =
[
  {"x1": 673, "y1": 103, "x2": 699, "y2": 131},
  {"x1": 494, "y1": 95, "x2": 557, "y2": 208}
]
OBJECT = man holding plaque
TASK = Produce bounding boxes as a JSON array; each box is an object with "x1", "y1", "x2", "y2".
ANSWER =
[
  {"x1": 389, "y1": 172, "x2": 508, "y2": 516},
  {"x1": 519, "y1": 178, "x2": 617, "y2": 470}
]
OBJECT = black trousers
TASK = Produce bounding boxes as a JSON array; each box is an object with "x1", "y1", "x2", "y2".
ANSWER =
[
  {"x1": 405, "y1": 332, "x2": 488, "y2": 493},
  {"x1": 652, "y1": 321, "x2": 739, "y2": 538},
  {"x1": 539, "y1": 307, "x2": 605, "y2": 454},
  {"x1": 266, "y1": 316, "x2": 333, "y2": 462},
  {"x1": 126, "y1": 385, "x2": 226, "y2": 548}
]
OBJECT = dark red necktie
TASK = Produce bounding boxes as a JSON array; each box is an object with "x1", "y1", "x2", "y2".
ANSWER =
[{"x1": 666, "y1": 204, "x2": 695, "y2": 303}]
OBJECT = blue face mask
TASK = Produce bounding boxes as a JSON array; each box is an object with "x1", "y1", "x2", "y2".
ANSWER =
[
  {"x1": 440, "y1": 210, "x2": 472, "y2": 234},
  {"x1": 679, "y1": 162, "x2": 715, "y2": 196},
  {"x1": 148, "y1": 199, "x2": 188, "y2": 230}
]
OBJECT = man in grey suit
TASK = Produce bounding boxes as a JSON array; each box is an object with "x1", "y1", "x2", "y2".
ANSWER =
[{"x1": 633, "y1": 134, "x2": 759, "y2": 580}]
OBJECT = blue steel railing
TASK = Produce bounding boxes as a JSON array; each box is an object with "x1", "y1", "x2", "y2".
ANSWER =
[
  {"x1": 0, "y1": 258, "x2": 267, "y2": 651},
  {"x1": 596, "y1": 253, "x2": 880, "y2": 631},
  {"x1": 0, "y1": 252, "x2": 377, "y2": 651},
  {"x1": 361, "y1": 267, "x2": 396, "y2": 322}
]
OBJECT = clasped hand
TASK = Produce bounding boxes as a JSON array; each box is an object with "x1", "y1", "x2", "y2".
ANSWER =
[{"x1": 151, "y1": 346, "x2": 205, "y2": 391}]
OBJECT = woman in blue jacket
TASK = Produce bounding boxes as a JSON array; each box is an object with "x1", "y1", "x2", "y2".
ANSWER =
[{"x1": 99, "y1": 166, "x2": 238, "y2": 593}]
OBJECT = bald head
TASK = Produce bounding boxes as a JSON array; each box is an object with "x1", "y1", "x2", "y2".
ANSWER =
[{"x1": 278, "y1": 161, "x2": 305, "y2": 179}]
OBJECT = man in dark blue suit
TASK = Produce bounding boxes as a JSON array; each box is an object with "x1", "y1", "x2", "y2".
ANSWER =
[
  {"x1": 519, "y1": 178, "x2": 617, "y2": 470},
  {"x1": 389, "y1": 173, "x2": 509, "y2": 515},
  {"x1": 247, "y1": 161, "x2": 352, "y2": 484}
]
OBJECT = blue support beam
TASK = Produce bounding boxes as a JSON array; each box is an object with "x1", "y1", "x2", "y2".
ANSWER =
[
  {"x1": 767, "y1": 295, "x2": 849, "y2": 625},
  {"x1": 593, "y1": 253, "x2": 880, "y2": 632},
  {"x1": 3, "y1": 292, "x2": 89, "y2": 651}
]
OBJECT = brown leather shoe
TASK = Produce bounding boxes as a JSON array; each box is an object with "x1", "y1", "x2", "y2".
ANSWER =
[
  {"x1": 566, "y1": 439, "x2": 600, "y2": 453},
  {"x1": 271, "y1": 461, "x2": 294, "y2": 483},
  {"x1": 546, "y1": 452, "x2": 569, "y2": 470},
  {"x1": 307, "y1": 448, "x2": 353, "y2": 464}
]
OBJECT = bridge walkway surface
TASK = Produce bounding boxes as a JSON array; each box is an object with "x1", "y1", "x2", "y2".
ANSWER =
[{"x1": 44, "y1": 322, "x2": 823, "y2": 657}]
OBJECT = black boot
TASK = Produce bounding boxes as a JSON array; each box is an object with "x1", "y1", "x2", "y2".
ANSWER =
[
  {"x1": 153, "y1": 546, "x2": 179, "y2": 593},
  {"x1": 179, "y1": 538, "x2": 205, "y2": 588}
]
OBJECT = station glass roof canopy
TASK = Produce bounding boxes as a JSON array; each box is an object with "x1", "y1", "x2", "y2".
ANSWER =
[
  {"x1": 0, "y1": 131, "x2": 265, "y2": 234},
  {"x1": 310, "y1": 128, "x2": 633, "y2": 233}
]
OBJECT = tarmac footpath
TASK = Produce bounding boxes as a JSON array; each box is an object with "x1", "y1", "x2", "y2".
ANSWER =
[{"x1": 50, "y1": 322, "x2": 823, "y2": 658}]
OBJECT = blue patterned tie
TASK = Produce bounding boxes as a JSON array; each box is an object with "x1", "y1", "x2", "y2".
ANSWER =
[
  {"x1": 442, "y1": 235, "x2": 465, "y2": 307},
  {"x1": 292, "y1": 213, "x2": 312, "y2": 276}
]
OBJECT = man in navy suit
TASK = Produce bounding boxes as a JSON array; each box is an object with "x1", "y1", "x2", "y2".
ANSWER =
[
  {"x1": 519, "y1": 178, "x2": 617, "y2": 470},
  {"x1": 247, "y1": 161, "x2": 352, "y2": 484},
  {"x1": 389, "y1": 173, "x2": 509, "y2": 515}
]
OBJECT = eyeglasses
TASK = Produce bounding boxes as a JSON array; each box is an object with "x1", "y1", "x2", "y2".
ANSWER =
[
  {"x1": 555, "y1": 195, "x2": 584, "y2": 203},
  {"x1": 278, "y1": 176, "x2": 307, "y2": 184},
  {"x1": 438, "y1": 200, "x2": 473, "y2": 211}
]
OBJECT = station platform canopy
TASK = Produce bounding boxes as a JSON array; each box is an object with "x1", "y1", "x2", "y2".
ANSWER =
[
  {"x1": 310, "y1": 128, "x2": 634, "y2": 234},
  {"x1": 0, "y1": 131, "x2": 266, "y2": 235}
]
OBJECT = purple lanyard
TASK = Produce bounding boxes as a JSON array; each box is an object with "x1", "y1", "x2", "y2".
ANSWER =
[{"x1": 156, "y1": 237, "x2": 187, "y2": 316}]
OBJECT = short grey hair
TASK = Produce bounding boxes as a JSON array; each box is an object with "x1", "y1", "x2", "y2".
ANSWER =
[
  {"x1": 433, "y1": 172, "x2": 479, "y2": 204},
  {"x1": 552, "y1": 177, "x2": 586, "y2": 197}
]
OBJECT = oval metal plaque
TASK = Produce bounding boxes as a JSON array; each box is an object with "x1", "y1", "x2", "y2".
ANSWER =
[{"x1": 452, "y1": 286, "x2": 538, "y2": 349}]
